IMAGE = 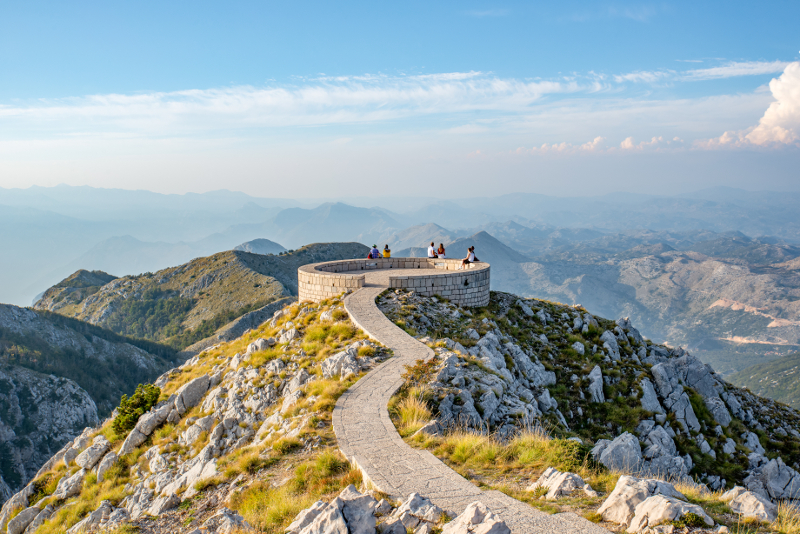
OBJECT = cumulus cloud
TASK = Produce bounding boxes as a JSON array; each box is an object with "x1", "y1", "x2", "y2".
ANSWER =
[
  {"x1": 699, "y1": 62, "x2": 800, "y2": 148},
  {"x1": 516, "y1": 136, "x2": 606, "y2": 154}
]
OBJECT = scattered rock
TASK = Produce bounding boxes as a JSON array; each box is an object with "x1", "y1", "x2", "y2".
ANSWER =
[
  {"x1": 598, "y1": 475, "x2": 685, "y2": 526},
  {"x1": 441, "y1": 501, "x2": 510, "y2": 534},
  {"x1": 628, "y1": 495, "x2": 713, "y2": 533},
  {"x1": 526, "y1": 467, "x2": 597, "y2": 499},
  {"x1": 721, "y1": 486, "x2": 777, "y2": 522}
]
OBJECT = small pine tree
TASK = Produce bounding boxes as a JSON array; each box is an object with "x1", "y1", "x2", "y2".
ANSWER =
[{"x1": 111, "y1": 384, "x2": 161, "y2": 436}]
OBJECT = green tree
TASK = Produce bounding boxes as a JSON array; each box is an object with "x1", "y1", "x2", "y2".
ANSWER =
[{"x1": 112, "y1": 384, "x2": 161, "y2": 436}]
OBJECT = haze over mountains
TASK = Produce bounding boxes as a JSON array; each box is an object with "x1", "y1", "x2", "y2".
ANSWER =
[{"x1": 4, "y1": 184, "x2": 800, "y2": 307}]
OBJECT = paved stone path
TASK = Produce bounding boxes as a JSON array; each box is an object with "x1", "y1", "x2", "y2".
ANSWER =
[{"x1": 332, "y1": 276, "x2": 609, "y2": 534}]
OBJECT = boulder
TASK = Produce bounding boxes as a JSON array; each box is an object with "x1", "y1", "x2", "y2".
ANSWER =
[
  {"x1": 627, "y1": 495, "x2": 713, "y2": 533},
  {"x1": 147, "y1": 493, "x2": 180, "y2": 516},
  {"x1": 441, "y1": 501, "x2": 510, "y2": 534},
  {"x1": 321, "y1": 350, "x2": 360, "y2": 380},
  {"x1": 600, "y1": 331, "x2": 621, "y2": 361},
  {"x1": 526, "y1": 467, "x2": 596, "y2": 499},
  {"x1": 392, "y1": 493, "x2": 444, "y2": 524},
  {"x1": 75, "y1": 436, "x2": 111, "y2": 470},
  {"x1": 0, "y1": 483, "x2": 36, "y2": 533},
  {"x1": 22, "y1": 505, "x2": 52, "y2": 534},
  {"x1": 279, "y1": 328, "x2": 299, "y2": 344},
  {"x1": 744, "y1": 456, "x2": 800, "y2": 501},
  {"x1": 119, "y1": 428, "x2": 147, "y2": 456},
  {"x1": 292, "y1": 501, "x2": 348, "y2": 534},
  {"x1": 587, "y1": 366, "x2": 604, "y2": 403},
  {"x1": 722, "y1": 438, "x2": 737, "y2": 455},
  {"x1": 96, "y1": 451, "x2": 118, "y2": 483},
  {"x1": 743, "y1": 432, "x2": 765, "y2": 455},
  {"x1": 413, "y1": 420, "x2": 443, "y2": 438},
  {"x1": 597, "y1": 475, "x2": 685, "y2": 526},
  {"x1": 571, "y1": 341, "x2": 585, "y2": 356},
  {"x1": 721, "y1": 487, "x2": 777, "y2": 522},
  {"x1": 202, "y1": 508, "x2": 253, "y2": 533},
  {"x1": 175, "y1": 375, "x2": 211, "y2": 414},
  {"x1": 516, "y1": 300, "x2": 534, "y2": 317},
  {"x1": 287, "y1": 501, "x2": 328, "y2": 534},
  {"x1": 592, "y1": 432, "x2": 641, "y2": 472},
  {"x1": 53, "y1": 469, "x2": 86, "y2": 500},
  {"x1": 7, "y1": 506, "x2": 40, "y2": 534},
  {"x1": 66, "y1": 500, "x2": 114, "y2": 534},
  {"x1": 336, "y1": 485, "x2": 377, "y2": 534},
  {"x1": 640, "y1": 379, "x2": 664, "y2": 414}
]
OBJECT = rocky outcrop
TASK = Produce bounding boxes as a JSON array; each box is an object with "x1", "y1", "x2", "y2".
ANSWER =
[
  {"x1": 526, "y1": 467, "x2": 597, "y2": 499},
  {"x1": 597, "y1": 476, "x2": 687, "y2": 527},
  {"x1": 721, "y1": 486, "x2": 777, "y2": 522},
  {"x1": 592, "y1": 433, "x2": 642, "y2": 472},
  {"x1": 0, "y1": 365, "x2": 98, "y2": 505},
  {"x1": 627, "y1": 495, "x2": 713, "y2": 533},
  {"x1": 287, "y1": 487, "x2": 508, "y2": 534}
]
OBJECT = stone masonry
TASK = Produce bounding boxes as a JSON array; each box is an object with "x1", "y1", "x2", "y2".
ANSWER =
[{"x1": 298, "y1": 258, "x2": 490, "y2": 307}]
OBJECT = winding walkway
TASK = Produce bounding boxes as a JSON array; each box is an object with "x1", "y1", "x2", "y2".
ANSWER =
[{"x1": 332, "y1": 276, "x2": 609, "y2": 534}]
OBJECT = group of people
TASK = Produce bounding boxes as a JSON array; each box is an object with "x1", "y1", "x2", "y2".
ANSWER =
[{"x1": 366, "y1": 241, "x2": 478, "y2": 267}]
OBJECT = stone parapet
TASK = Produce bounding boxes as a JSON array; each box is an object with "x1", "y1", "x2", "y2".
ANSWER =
[{"x1": 297, "y1": 258, "x2": 490, "y2": 307}]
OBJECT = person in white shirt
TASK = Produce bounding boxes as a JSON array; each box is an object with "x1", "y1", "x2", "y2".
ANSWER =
[
  {"x1": 427, "y1": 242, "x2": 437, "y2": 258},
  {"x1": 461, "y1": 246, "x2": 478, "y2": 267}
]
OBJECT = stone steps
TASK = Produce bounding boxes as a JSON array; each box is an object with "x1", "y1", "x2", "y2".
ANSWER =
[{"x1": 333, "y1": 286, "x2": 609, "y2": 534}]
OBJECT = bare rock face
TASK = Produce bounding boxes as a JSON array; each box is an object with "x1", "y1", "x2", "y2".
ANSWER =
[
  {"x1": 0, "y1": 366, "x2": 97, "y2": 502},
  {"x1": 440, "y1": 502, "x2": 510, "y2": 534},
  {"x1": 721, "y1": 486, "x2": 777, "y2": 522},
  {"x1": 627, "y1": 495, "x2": 713, "y2": 533},
  {"x1": 592, "y1": 433, "x2": 642, "y2": 472},
  {"x1": 597, "y1": 475, "x2": 685, "y2": 527},
  {"x1": 526, "y1": 467, "x2": 597, "y2": 499}
]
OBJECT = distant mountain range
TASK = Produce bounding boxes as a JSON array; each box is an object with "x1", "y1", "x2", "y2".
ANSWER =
[{"x1": 5, "y1": 184, "x2": 800, "y2": 307}]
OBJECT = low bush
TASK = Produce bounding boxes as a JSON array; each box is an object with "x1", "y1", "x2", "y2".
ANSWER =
[{"x1": 111, "y1": 384, "x2": 160, "y2": 436}]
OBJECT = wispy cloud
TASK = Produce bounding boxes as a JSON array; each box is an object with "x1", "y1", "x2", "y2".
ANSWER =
[
  {"x1": 465, "y1": 9, "x2": 508, "y2": 18},
  {"x1": 683, "y1": 60, "x2": 791, "y2": 81}
]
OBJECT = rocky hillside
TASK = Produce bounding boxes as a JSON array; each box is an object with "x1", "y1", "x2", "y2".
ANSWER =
[
  {"x1": 379, "y1": 290, "x2": 800, "y2": 495},
  {"x1": 729, "y1": 352, "x2": 800, "y2": 409},
  {"x1": 0, "y1": 295, "x2": 392, "y2": 533},
  {"x1": 0, "y1": 367, "x2": 97, "y2": 505},
  {"x1": 33, "y1": 243, "x2": 368, "y2": 349},
  {"x1": 4, "y1": 288, "x2": 800, "y2": 534},
  {"x1": 0, "y1": 303, "x2": 179, "y2": 502}
]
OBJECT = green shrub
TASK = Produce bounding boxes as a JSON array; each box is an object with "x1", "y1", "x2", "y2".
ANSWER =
[{"x1": 112, "y1": 384, "x2": 161, "y2": 436}]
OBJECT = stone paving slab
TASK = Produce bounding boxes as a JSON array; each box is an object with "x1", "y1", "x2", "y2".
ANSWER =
[{"x1": 333, "y1": 284, "x2": 610, "y2": 534}]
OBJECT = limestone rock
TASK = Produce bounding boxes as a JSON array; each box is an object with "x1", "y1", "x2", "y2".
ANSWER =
[
  {"x1": 175, "y1": 375, "x2": 211, "y2": 414},
  {"x1": 147, "y1": 493, "x2": 180, "y2": 516},
  {"x1": 744, "y1": 456, "x2": 800, "y2": 501},
  {"x1": 321, "y1": 349, "x2": 360, "y2": 380},
  {"x1": 597, "y1": 475, "x2": 685, "y2": 526},
  {"x1": 392, "y1": 493, "x2": 444, "y2": 524},
  {"x1": 721, "y1": 487, "x2": 777, "y2": 522},
  {"x1": 592, "y1": 432, "x2": 641, "y2": 472},
  {"x1": 202, "y1": 507, "x2": 253, "y2": 533},
  {"x1": 96, "y1": 451, "x2": 118, "y2": 483},
  {"x1": 588, "y1": 365, "x2": 604, "y2": 403},
  {"x1": 287, "y1": 501, "x2": 329, "y2": 534},
  {"x1": 53, "y1": 468, "x2": 86, "y2": 500},
  {"x1": 640, "y1": 379, "x2": 664, "y2": 414},
  {"x1": 336, "y1": 485, "x2": 377, "y2": 534},
  {"x1": 22, "y1": 505, "x2": 52, "y2": 534},
  {"x1": 628, "y1": 495, "x2": 713, "y2": 533},
  {"x1": 75, "y1": 436, "x2": 111, "y2": 470},
  {"x1": 527, "y1": 467, "x2": 596, "y2": 499},
  {"x1": 7, "y1": 506, "x2": 40, "y2": 534},
  {"x1": 571, "y1": 341, "x2": 585, "y2": 356},
  {"x1": 441, "y1": 501, "x2": 510, "y2": 534}
]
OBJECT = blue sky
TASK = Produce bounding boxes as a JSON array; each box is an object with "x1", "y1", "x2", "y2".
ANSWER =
[{"x1": 0, "y1": 0, "x2": 798, "y2": 198}]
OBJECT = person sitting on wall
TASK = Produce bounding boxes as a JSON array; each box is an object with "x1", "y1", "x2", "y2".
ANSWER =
[
  {"x1": 437, "y1": 243, "x2": 446, "y2": 258},
  {"x1": 461, "y1": 246, "x2": 478, "y2": 267},
  {"x1": 383, "y1": 244, "x2": 391, "y2": 258},
  {"x1": 367, "y1": 245, "x2": 381, "y2": 259},
  {"x1": 427, "y1": 242, "x2": 438, "y2": 258}
]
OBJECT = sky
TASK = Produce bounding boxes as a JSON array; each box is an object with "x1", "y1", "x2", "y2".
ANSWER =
[{"x1": 0, "y1": 0, "x2": 798, "y2": 198}]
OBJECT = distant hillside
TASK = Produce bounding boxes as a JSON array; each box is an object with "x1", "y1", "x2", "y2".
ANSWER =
[
  {"x1": 0, "y1": 303, "x2": 179, "y2": 498},
  {"x1": 729, "y1": 352, "x2": 800, "y2": 408},
  {"x1": 0, "y1": 303, "x2": 177, "y2": 414},
  {"x1": 233, "y1": 238, "x2": 286, "y2": 255},
  {"x1": 34, "y1": 242, "x2": 369, "y2": 349}
]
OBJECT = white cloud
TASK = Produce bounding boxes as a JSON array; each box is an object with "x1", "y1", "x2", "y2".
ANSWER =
[
  {"x1": 683, "y1": 60, "x2": 790, "y2": 81},
  {"x1": 698, "y1": 62, "x2": 800, "y2": 148},
  {"x1": 613, "y1": 70, "x2": 672, "y2": 84},
  {"x1": 516, "y1": 136, "x2": 606, "y2": 154}
]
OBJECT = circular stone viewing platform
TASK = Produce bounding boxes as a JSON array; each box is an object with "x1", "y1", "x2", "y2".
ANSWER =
[{"x1": 297, "y1": 257, "x2": 490, "y2": 307}]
